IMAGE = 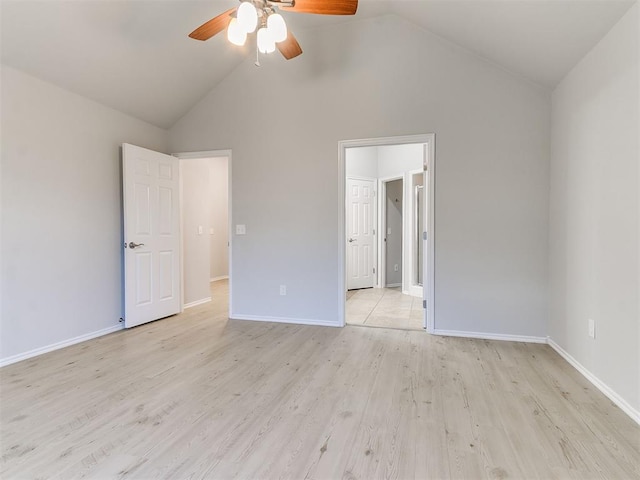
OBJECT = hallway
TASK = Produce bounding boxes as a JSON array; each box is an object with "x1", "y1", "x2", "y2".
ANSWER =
[{"x1": 346, "y1": 287, "x2": 424, "y2": 330}]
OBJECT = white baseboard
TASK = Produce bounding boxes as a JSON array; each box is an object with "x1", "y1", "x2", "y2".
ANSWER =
[
  {"x1": 547, "y1": 338, "x2": 640, "y2": 425},
  {"x1": 386, "y1": 283, "x2": 401, "y2": 288},
  {"x1": 0, "y1": 324, "x2": 124, "y2": 368},
  {"x1": 432, "y1": 328, "x2": 547, "y2": 344},
  {"x1": 230, "y1": 313, "x2": 341, "y2": 328},
  {"x1": 210, "y1": 276, "x2": 228, "y2": 283},
  {"x1": 184, "y1": 297, "x2": 212, "y2": 309}
]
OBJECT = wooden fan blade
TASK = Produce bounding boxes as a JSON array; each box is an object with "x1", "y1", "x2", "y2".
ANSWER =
[
  {"x1": 281, "y1": 0, "x2": 358, "y2": 15},
  {"x1": 189, "y1": 7, "x2": 236, "y2": 41},
  {"x1": 277, "y1": 32, "x2": 303, "y2": 60}
]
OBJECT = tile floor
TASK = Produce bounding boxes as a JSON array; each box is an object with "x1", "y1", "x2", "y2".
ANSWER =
[{"x1": 346, "y1": 287, "x2": 424, "y2": 331}]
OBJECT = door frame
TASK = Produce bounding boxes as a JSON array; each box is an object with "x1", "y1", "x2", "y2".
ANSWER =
[
  {"x1": 407, "y1": 167, "x2": 425, "y2": 298},
  {"x1": 338, "y1": 134, "x2": 436, "y2": 332},
  {"x1": 173, "y1": 149, "x2": 233, "y2": 313},
  {"x1": 346, "y1": 176, "x2": 378, "y2": 290}
]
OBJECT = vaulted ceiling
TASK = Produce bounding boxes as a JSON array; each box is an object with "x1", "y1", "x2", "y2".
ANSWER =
[{"x1": 1, "y1": 0, "x2": 635, "y2": 128}]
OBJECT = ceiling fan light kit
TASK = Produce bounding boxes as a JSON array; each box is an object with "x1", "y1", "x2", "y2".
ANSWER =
[
  {"x1": 189, "y1": 0, "x2": 358, "y2": 62},
  {"x1": 237, "y1": 1, "x2": 259, "y2": 33},
  {"x1": 257, "y1": 26, "x2": 276, "y2": 53},
  {"x1": 227, "y1": 18, "x2": 248, "y2": 46},
  {"x1": 232, "y1": 1, "x2": 288, "y2": 53},
  {"x1": 267, "y1": 13, "x2": 288, "y2": 42}
]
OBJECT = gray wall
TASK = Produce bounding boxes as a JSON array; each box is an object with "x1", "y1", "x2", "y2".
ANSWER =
[
  {"x1": 182, "y1": 156, "x2": 230, "y2": 304},
  {"x1": 1, "y1": 65, "x2": 168, "y2": 361},
  {"x1": 345, "y1": 147, "x2": 378, "y2": 178},
  {"x1": 170, "y1": 14, "x2": 550, "y2": 335},
  {"x1": 182, "y1": 158, "x2": 212, "y2": 305},
  {"x1": 209, "y1": 157, "x2": 229, "y2": 280},
  {"x1": 385, "y1": 179, "x2": 403, "y2": 286},
  {"x1": 549, "y1": 4, "x2": 639, "y2": 414},
  {"x1": 377, "y1": 144, "x2": 423, "y2": 179}
]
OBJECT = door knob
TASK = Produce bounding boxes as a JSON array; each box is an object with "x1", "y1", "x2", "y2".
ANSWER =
[
  {"x1": 128, "y1": 242, "x2": 145, "y2": 249},
  {"x1": 348, "y1": 238, "x2": 356, "y2": 243}
]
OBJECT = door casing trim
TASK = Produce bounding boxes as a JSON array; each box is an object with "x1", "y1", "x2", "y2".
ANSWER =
[{"x1": 338, "y1": 134, "x2": 435, "y2": 332}]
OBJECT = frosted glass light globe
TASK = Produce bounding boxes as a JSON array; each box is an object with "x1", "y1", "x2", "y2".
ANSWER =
[
  {"x1": 227, "y1": 18, "x2": 247, "y2": 46},
  {"x1": 267, "y1": 13, "x2": 287, "y2": 43},
  {"x1": 257, "y1": 27, "x2": 275, "y2": 54},
  {"x1": 237, "y1": 2, "x2": 258, "y2": 33}
]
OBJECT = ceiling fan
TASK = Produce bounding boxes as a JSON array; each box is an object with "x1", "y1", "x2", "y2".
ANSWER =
[{"x1": 189, "y1": 0, "x2": 358, "y2": 62}]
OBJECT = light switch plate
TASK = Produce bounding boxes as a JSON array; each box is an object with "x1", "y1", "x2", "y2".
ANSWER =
[{"x1": 236, "y1": 224, "x2": 246, "y2": 235}]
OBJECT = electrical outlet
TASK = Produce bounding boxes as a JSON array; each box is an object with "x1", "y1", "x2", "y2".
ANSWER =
[
  {"x1": 279, "y1": 285, "x2": 287, "y2": 296},
  {"x1": 198, "y1": 225, "x2": 203, "y2": 235},
  {"x1": 588, "y1": 318, "x2": 595, "y2": 339},
  {"x1": 394, "y1": 264, "x2": 399, "y2": 272},
  {"x1": 236, "y1": 224, "x2": 246, "y2": 235}
]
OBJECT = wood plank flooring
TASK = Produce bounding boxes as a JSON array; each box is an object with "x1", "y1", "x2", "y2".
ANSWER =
[{"x1": 1, "y1": 280, "x2": 639, "y2": 479}]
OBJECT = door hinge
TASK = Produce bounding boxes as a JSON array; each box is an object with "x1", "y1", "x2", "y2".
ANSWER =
[
  {"x1": 422, "y1": 300, "x2": 427, "y2": 309},
  {"x1": 373, "y1": 267, "x2": 376, "y2": 274},
  {"x1": 423, "y1": 231, "x2": 427, "y2": 241},
  {"x1": 373, "y1": 229, "x2": 376, "y2": 235}
]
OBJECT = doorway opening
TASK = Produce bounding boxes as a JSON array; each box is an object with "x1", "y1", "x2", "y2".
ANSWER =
[
  {"x1": 339, "y1": 135, "x2": 435, "y2": 332},
  {"x1": 176, "y1": 150, "x2": 232, "y2": 313}
]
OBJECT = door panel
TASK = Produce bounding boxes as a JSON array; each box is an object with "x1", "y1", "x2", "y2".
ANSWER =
[
  {"x1": 123, "y1": 143, "x2": 181, "y2": 328},
  {"x1": 158, "y1": 251, "x2": 174, "y2": 300},
  {"x1": 158, "y1": 187, "x2": 173, "y2": 235},
  {"x1": 135, "y1": 252, "x2": 152, "y2": 306},
  {"x1": 135, "y1": 183, "x2": 151, "y2": 234},
  {"x1": 347, "y1": 178, "x2": 376, "y2": 290}
]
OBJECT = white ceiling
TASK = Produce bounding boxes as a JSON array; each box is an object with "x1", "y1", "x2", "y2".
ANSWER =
[{"x1": 1, "y1": 0, "x2": 635, "y2": 128}]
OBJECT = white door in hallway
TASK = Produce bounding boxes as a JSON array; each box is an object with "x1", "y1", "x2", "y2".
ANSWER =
[
  {"x1": 122, "y1": 143, "x2": 181, "y2": 328},
  {"x1": 347, "y1": 178, "x2": 376, "y2": 290}
]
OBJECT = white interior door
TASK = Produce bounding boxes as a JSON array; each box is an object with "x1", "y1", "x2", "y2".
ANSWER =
[
  {"x1": 409, "y1": 169, "x2": 425, "y2": 298},
  {"x1": 347, "y1": 178, "x2": 376, "y2": 290},
  {"x1": 422, "y1": 170, "x2": 428, "y2": 330},
  {"x1": 123, "y1": 143, "x2": 181, "y2": 328}
]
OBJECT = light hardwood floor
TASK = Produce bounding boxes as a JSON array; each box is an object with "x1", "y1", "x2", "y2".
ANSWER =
[
  {"x1": 1, "y1": 280, "x2": 639, "y2": 479},
  {"x1": 346, "y1": 287, "x2": 424, "y2": 331}
]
